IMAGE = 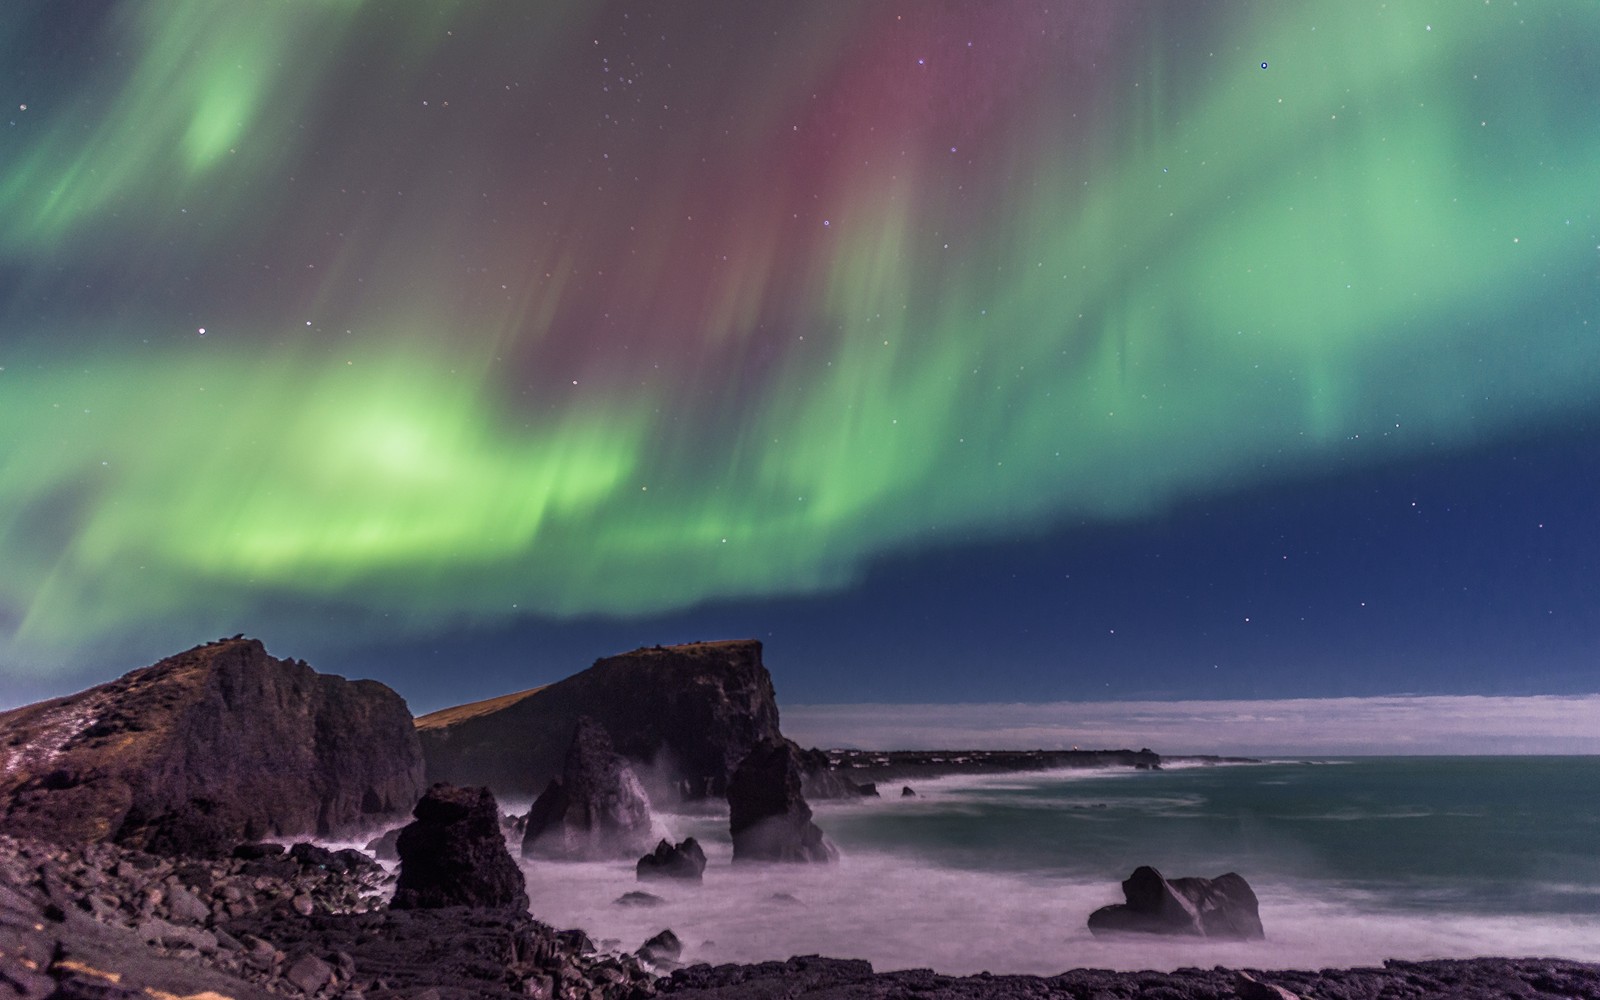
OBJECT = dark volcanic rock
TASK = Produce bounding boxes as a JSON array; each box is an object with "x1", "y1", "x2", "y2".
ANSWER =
[
  {"x1": 0, "y1": 832, "x2": 650, "y2": 1000},
  {"x1": 392, "y1": 783, "x2": 528, "y2": 911},
  {"x1": 1087, "y1": 865, "x2": 1264, "y2": 940},
  {"x1": 728, "y1": 739, "x2": 837, "y2": 863},
  {"x1": 521, "y1": 716, "x2": 657, "y2": 860},
  {"x1": 794, "y1": 743, "x2": 879, "y2": 799},
  {"x1": 364, "y1": 826, "x2": 402, "y2": 861},
  {"x1": 656, "y1": 955, "x2": 1600, "y2": 1000},
  {"x1": 0, "y1": 638, "x2": 424, "y2": 856},
  {"x1": 637, "y1": 928, "x2": 682, "y2": 967},
  {"x1": 416, "y1": 639, "x2": 784, "y2": 801},
  {"x1": 637, "y1": 837, "x2": 707, "y2": 882}
]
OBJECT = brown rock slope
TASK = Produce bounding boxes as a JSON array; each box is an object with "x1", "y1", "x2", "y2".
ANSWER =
[
  {"x1": 417, "y1": 639, "x2": 783, "y2": 801},
  {"x1": 0, "y1": 637, "x2": 424, "y2": 855}
]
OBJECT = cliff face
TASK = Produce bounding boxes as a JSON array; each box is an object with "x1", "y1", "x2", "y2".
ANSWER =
[
  {"x1": 417, "y1": 639, "x2": 783, "y2": 801},
  {"x1": 0, "y1": 638, "x2": 425, "y2": 855}
]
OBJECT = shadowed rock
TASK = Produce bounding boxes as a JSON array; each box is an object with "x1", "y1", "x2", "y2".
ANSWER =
[
  {"x1": 1087, "y1": 865, "x2": 1264, "y2": 939},
  {"x1": 636, "y1": 838, "x2": 707, "y2": 881},
  {"x1": 637, "y1": 928, "x2": 682, "y2": 967},
  {"x1": 0, "y1": 638, "x2": 424, "y2": 856},
  {"x1": 521, "y1": 717, "x2": 656, "y2": 859},
  {"x1": 728, "y1": 740, "x2": 837, "y2": 863},
  {"x1": 416, "y1": 640, "x2": 783, "y2": 802},
  {"x1": 392, "y1": 783, "x2": 528, "y2": 910},
  {"x1": 794, "y1": 744, "x2": 880, "y2": 799}
]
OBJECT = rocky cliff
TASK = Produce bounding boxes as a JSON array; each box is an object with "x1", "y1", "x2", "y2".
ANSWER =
[
  {"x1": 0, "y1": 638, "x2": 424, "y2": 855},
  {"x1": 417, "y1": 639, "x2": 783, "y2": 801}
]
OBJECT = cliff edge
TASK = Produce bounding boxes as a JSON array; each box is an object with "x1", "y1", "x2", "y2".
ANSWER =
[
  {"x1": 417, "y1": 639, "x2": 782, "y2": 801},
  {"x1": 0, "y1": 637, "x2": 425, "y2": 855}
]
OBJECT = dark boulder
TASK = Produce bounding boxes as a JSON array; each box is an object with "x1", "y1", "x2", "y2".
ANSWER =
[
  {"x1": 521, "y1": 717, "x2": 656, "y2": 860},
  {"x1": 1087, "y1": 865, "x2": 1264, "y2": 940},
  {"x1": 727, "y1": 740, "x2": 837, "y2": 863},
  {"x1": 288, "y1": 841, "x2": 378, "y2": 876},
  {"x1": 231, "y1": 842, "x2": 286, "y2": 861},
  {"x1": 0, "y1": 638, "x2": 424, "y2": 856},
  {"x1": 637, "y1": 928, "x2": 682, "y2": 966},
  {"x1": 416, "y1": 640, "x2": 784, "y2": 802},
  {"x1": 636, "y1": 838, "x2": 707, "y2": 882},
  {"x1": 364, "y1": 826, "x2": 402, "y2": 861},
  {"x1": 392, "y1": 783, "x2": 528, "y2": 910},
  {"x1": 901, "y1": 786, "x2": 916, "y2": 797}
]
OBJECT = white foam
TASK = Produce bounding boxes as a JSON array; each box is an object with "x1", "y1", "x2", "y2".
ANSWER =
[{"x1": 518, "y1": 815, "x2": 1600, "y2": 975}]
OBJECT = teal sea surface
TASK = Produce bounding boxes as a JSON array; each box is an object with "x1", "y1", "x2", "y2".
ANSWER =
[{"x1": 521, "y1": 757, "x2": 1600, "y2": 974}]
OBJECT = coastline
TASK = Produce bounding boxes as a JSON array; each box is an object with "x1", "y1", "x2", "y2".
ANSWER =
[{"x1": 7, "y1": 831, "x2": 1599, "y2": 1000}]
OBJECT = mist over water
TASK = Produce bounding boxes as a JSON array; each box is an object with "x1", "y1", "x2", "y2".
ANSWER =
[{"x1": 519, "y1": 758, "x2": 1600, "y2": 975}]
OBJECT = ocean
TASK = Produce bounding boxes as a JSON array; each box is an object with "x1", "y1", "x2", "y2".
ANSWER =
[{"x1": 518, "y1": 757, "x2": 1600, "y2": 975}]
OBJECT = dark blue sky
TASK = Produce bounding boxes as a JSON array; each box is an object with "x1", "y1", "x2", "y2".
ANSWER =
[{"x1": 323, "y1": 420, "x2": 1599, "y2": 716}]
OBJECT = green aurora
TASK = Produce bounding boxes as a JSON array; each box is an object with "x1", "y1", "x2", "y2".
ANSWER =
[{"x1": 2, "y1": 1, "x2": 1597, "y2": 678}]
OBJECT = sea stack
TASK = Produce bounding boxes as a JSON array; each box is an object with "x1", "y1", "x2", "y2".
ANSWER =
[
  {"x1": 727, "y1": 739, "x2": 838, "y2": 863},
  {"x1": 392, "y1": 783, "x2": 528, "y2": 910},
  {"x1": 521, "y1": 716, "x2": 657, "y2": 859},
  {"x1": 416, "y1": 639, "x2": 784, "y2": 802},
  {"x1": 0, "y1": 637, "x2": 424, "y2": 856}
]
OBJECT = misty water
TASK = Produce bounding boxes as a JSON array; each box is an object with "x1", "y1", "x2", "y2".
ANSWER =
[{"x1": 517, "y1": 757, "x2": 1600, "y2": 975}]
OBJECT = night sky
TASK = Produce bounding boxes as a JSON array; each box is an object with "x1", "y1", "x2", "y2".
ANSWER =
[{"x1": 3, "y1": 1, "x2": 1598, "y2": 716}]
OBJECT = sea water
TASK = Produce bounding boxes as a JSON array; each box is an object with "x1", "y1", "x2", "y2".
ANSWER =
[{"x1": 519, "y1": 757, "x2": 1600, "y2": 975}]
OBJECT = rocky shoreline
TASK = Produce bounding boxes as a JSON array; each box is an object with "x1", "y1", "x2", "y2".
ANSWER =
[
  {"x1": 0, "y1": 833, "x2": 658, "y2": 999},
  {"x1": 5, "y1": 833, "x2": 1599, "y2": 1000},
  {"x1": 655, "y1": 954, "x2": 1600, "y2": 999}
]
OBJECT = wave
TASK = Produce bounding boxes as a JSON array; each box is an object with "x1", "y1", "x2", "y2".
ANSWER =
[{"x1": 519, "y1": 839, "x2": 1600, "y2": 975}]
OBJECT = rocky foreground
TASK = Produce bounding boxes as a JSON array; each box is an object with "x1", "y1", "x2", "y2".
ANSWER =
[
  {"x1": 4, "y1": 833, "x2": 1598, "y2": 1000},
  {"x1": 0, "y1": 833, "x2": 657, "y2": 1000},
  {"x1": 656, "y1": 955, "x2": 1600, "y2": 1000}
]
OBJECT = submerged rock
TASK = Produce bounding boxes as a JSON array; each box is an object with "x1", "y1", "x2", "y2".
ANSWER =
[
  {"x1": 1087, "y1": 865, "x2": 1264, "y2": 939},
  {"x1": 727, "y1": 740, "x2": 837, "y2": 863},
  {"x1": 392, "y1": 783, "x2": 528, "y2": 910},
  {"x1": 637, "y1": 928, "x2": 682, "y2": 967},
  {"x1": 521, "y1": 717, "x2": 657, "y2": 860},
  {"x1": 364, "y1": 825, "x2": 402, "y2": 861},
  {"x1": 0, "y1": 637, "x2": 423, "y2": 856},
  {"x1": 637, "y1": 837, "x2": 707, "y2": 882}
]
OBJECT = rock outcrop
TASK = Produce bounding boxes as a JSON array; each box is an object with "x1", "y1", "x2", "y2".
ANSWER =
[
  {"x1": 0, "y1": 638, "x2": 424, "y2": 856},
  {"x1": 636, "y1": 838, "x2": 707, "y2": 882},
  {"x1": 793, "y1": 743, "x2": 880, "y2": 799},
  {"x1": 417, "y1": 639, "x2": 784, "y2": 802},
  {"x1": 521, "y1": 716, "x2": 657, "y2": 860},
  {"x1": 0, "y1": 833, "x2": 654, "y2": 1000},
  {"x1": 727, "y1": 739, "x2": 837, "y2": 863},
  {"x1": 392, "y1": 783, "x2": 528, "y2": 911},
  {"x1": 1087, "y1": 865, "x2": 1264, "y2": 939}
]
